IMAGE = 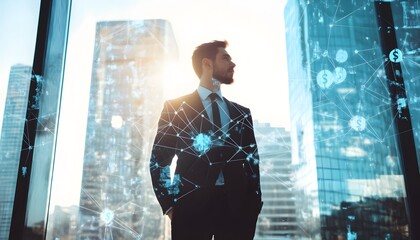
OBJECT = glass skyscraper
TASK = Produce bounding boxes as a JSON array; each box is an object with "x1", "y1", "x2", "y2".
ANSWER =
[
  {"x1": 285, "y1": 0, "x2": 412, "y2": 239},
  {"x1": 77, "y1": 19, "x2": 177, "y2": 240},
  {"x1": 0, "y1": 64, "x2": 32, "y2": 239},
  {"x1": 254, "y1": 122, "x2": 298, "y2": 239}
]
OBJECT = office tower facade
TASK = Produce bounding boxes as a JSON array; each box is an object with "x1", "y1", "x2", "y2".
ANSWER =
[
  {"x1": 392, "y1": 1, "x2": 420, "y2": 172},
  {"x1": 253, "y1": 122, "x2": 298, "y2": 239},
  {"x1": 285, "y1": 1, "x2": 412, "y2": 239},
  {"x1": 0, "y1": 64, "x2": 32, "y2": 239},
  {"x1": 77, "y1": 20, "x2": 177, "y2": 240}
]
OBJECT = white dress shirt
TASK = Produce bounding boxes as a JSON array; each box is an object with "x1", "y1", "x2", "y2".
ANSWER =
[
  {"x1": 197, "y1": 85, "x2": 230, "y2": 185},
  {"x1": 197, "y1": 86, "x2": 230, "y2": 134}
]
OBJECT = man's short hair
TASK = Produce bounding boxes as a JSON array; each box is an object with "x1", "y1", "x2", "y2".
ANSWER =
[{"x1": 192, "y1": 40, "x2": 228, "y2": 78}]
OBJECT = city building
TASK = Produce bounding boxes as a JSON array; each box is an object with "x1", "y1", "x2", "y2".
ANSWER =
[
  {"x1": 0, "y1": 64, "x2": 32, "y2": 239},
  {"x1": 284, "y1": 1, "x2": 412, "y2": 239},
  {"x1": 77, "y1": 19, "x2": 177, "y2": 240},
  {"x1": 253, "y1": 122, "x2": 299, "y2": 239}
]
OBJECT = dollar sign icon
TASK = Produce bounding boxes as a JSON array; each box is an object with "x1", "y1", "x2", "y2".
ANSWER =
[
  {"x1": 334, "y1": 67, "x2": 347, "y2": 84},
  {"x1": 317, "y1": 70, "x2": 333, "y2": 89},
  {"x1": 356, "y1": 119, "x2": 362, "y2": 131},
  {"x1": 389, "y1": 49, "x2": 403, "y2": 63},
  {"x1": 322, "y1": 73, "x2": 328, "y2": 87},
  {"x1": 350, "y1": 116, "x2": 366, "y2": 132}
]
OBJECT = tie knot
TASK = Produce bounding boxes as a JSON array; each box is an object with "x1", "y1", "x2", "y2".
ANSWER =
[{"x1": 209, "y1": 93, "x2": 219, "y2": 102}]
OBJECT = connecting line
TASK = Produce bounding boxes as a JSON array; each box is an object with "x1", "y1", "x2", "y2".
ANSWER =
[
  {"x1": 81, "y1": 187, "x2": 105, "y2": 211},
  {"x1": 112, "y1": 216, "x2": 141, "y2": 236},
  {"x1": 356, "y1": 52, "x2": 377, "y2": 71},
  {"x1": 78, "y1": 204, "x2": 103, "y2": 215},
  {"x1": 334, "y1": 4, "x2": 365, "y2": 23},
  {"x1": 174, "y1": 177, "x2": 201, "y2": 201}
]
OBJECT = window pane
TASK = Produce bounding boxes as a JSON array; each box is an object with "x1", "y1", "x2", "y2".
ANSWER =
[{"x1": 0, "y1": 1, "x2": 40, "y2": 238}]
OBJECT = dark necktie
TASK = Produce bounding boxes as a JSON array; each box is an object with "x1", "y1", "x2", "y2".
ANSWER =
[{"x1": 209, "y1": 93, "x2": 222, "y2": 133}]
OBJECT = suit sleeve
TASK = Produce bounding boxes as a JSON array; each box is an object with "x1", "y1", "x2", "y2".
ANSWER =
[{"x1": 150, "y1": 100, "x2": 178, "y2": 214}]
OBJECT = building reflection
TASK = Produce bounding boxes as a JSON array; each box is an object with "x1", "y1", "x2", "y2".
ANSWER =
[
  {"x1": 74, "y1": 19, "x2": 177, "y2": 240},
  {"x1": 285, "y1": 0, "x2": 412, "y2": 239}
]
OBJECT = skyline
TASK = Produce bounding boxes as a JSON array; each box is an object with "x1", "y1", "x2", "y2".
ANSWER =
[
  {"x1": 1, "y1": 0, "x2": 290, "y2": 136},
  {"x1": 50, "y1": 0, "x2": 289, "y2": 208}
]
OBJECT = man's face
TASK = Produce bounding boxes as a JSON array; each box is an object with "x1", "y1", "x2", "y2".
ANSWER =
[{"x1": 212, "y1": 47, "x2": 236, "y2": 84}]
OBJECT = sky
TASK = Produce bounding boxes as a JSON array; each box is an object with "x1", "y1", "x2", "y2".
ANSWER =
[
  {"x1": 0, "y1": 0, "x2": 41, "y2": 134},
  {"x1": 1, "y1": 0, "x2": 289, "y2": 207}
]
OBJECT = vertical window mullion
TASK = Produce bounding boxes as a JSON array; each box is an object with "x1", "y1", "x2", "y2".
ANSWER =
[{"x1": 375, "y1": 2, "x2": 420, "y2": 239}]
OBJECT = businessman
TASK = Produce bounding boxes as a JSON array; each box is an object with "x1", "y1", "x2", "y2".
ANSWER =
[{"x1": 150, "y1": 40, "x2": 262, "y2": 239}]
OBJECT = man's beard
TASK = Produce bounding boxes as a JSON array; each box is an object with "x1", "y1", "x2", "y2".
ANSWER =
[{"x1": 213, "y1": 71, "x2": 234, "y2": 85}]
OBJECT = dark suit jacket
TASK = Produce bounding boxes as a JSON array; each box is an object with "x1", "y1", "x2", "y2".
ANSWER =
[{"x1": 150, "y1": 91, "x2": 262, "y2": 218}]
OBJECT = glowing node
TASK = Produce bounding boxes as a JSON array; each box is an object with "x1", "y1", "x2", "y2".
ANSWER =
[
  {"x1": 316, "y1": 70, "x2": 334, "y2": 89},
  {"x1": 100, "y1": 208, "x2": 114, "y2": 225},
  {"x1": 21, "y1": 167, "x2": 28, "y2": 177},
  {"x1": 349, "y1": 116, "x2": 367, "y2": 132},
  {"x1": 397, "y1": 98, "x2": 407, "y2": 114},
  {"x1": 193, "y1": 133, "x2": 212, "y2": 154},
  {"x1": 389, "y1": 48, "x2": 403, "y2": 63},
  {"x1": 334, "y1": 67, "x2": 347, "y2": 84}
]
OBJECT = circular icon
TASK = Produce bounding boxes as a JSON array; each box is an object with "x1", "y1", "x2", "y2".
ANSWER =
[
  {"x1": 193, "y1": 133, "x2": 212, "y2": 154},
  {"x1": 334, "y1": 67, "x2": 347, "y2": 84},
  {"x1": 349, "y1": 115, "x2": 367, "y2": 132},
  {"x1": 389, "y1": 49, "x2": 403, "y2": 63},
  {"x1": 336, "y1": 49, "x2": 348, "y2": 63},
  {"x1": 100, "y1": 209, "x2": 115, "y2": 225},
  {"x1": 317, "y1": 70, "x2": 334, "y2": 89}
]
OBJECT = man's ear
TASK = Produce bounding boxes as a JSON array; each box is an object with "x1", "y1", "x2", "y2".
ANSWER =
[{"x1": 202, "y1": 58, "x2": 213, "y2": 72}]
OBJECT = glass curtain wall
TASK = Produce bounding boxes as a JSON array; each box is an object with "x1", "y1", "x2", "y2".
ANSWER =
[{"x1": 285, "y1": 0, "x2": 418, "y2": 239}]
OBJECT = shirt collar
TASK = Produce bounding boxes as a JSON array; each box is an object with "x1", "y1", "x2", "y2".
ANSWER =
[{"x1": 197, "y1": 85, "x2": 223, "y2": 102}]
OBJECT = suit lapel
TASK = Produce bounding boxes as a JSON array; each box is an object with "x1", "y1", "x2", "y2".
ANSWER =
[
  {"x1": 181, "y1": 91, "x2": 212, "y2": 135},
  {"x1": 224, "y1": 97, "x2": 243, "y2": 136}
]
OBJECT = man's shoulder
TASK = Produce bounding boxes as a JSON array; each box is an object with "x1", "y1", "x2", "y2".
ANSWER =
[
  {"x1": 164, "y1": 91, "x2": 198, "y2": 108},
  {"x1": 168, "y1": 91, "x2": 196, "y2": 102},
  {"x1": 226, "y1": 99, "x2": 251, "y2": 113}
]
